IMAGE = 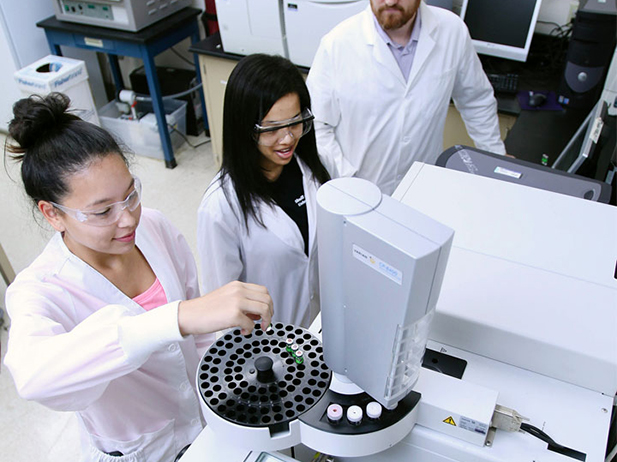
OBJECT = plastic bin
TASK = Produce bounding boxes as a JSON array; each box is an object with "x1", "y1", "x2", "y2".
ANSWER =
[
  {"x1": 98, "y1": 99, "x2": 187, "y2": 160},
  {"x1": 14, "y1": 55, "x2": 100, "y2": 125}
]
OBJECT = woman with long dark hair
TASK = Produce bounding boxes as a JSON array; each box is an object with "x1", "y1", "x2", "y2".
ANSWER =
[
  {"x1": 3, "y1": 92, "x2": 272, "y2": 461},
  {"x1": 197, "y1": 54, "x2": 330, "y2": 327}
]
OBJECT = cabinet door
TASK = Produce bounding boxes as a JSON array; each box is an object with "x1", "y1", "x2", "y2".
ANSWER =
[
  {"x1": 443, "y1": 103, "x2": 517, "y2": 151},
  {"x1": 199, "y1": 55, "x2": 238, "y2": 166}
]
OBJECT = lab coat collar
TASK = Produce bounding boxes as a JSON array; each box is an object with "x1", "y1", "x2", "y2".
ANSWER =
[
  {"x1": 363, "y1": 2, "x2": 438, "y2": 88},
  {"x1": 48, "y1": 210, "x2": 172, "y2": 314},
  {"x1": 362, "y1": 6, "x2": 406, "y2": 86},
  {"x1": 408, "y1": 2, "x2": 438, "y2": 88},
  {"x1": 50, "y1": 233, "x2": 144, "y2": 314}
]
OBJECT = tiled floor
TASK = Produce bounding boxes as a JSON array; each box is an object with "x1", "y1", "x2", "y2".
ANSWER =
[{"x1": 0, "y1": 132, "x2": 218, "y2": 461}]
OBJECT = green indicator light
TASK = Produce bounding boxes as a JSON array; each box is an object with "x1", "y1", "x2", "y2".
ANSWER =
[
  {"x1": 88, "y1": 4, "x2": 95, "y2": 8},
  {"x1": 103, "y1": 6, "x2": 108, "y2": 10},
  {"x1": 65, "y1": 5, "x2": 69, "y2": 10}
]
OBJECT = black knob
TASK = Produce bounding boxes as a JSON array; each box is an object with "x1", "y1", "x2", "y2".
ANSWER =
[{"x1": 255, "y1": 356, "x2": 274, "y2": 383}]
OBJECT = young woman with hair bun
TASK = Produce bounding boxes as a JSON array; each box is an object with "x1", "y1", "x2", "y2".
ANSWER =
[{"x1": 3, "y1": 92, "x2": 272, "y2": 462}]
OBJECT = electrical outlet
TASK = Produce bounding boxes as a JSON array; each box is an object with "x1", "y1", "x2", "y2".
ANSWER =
[{"x1": 567, "y1": 1, "x2": 580, "y2": 24}]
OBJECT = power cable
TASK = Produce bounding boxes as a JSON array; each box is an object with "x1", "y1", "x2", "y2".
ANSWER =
[
  {"x1": 168, "y1": 124, "x2": 211, "y2": 149},
  {"x1": 520, "y1": 422, "x2": 586, "y2": 461},
  {"x1": 170, "y1": 46, "x2": 196, "y2": 67}
]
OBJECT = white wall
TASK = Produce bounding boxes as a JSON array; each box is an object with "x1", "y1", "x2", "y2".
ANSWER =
[
  {"x1": 0, "y1": 0, "x2": 56, "y2": 131},
  {"x1": 535, "y1": 0, "x2": 579, "y2": 35},
  {"x1": 0, "y1": 21, "x2": 22, "y2": 131}
]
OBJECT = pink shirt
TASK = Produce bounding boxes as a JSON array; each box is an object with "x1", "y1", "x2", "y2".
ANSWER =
[{"x1": 133, "y1": 278, "x2": 168, "y2": 311}]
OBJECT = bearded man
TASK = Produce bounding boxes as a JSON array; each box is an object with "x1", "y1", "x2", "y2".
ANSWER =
[{"x1": 307, "y1": 0, "x2": 506, "y2": 195}]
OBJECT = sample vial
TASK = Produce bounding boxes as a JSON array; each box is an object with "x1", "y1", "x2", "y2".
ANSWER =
[
  {"x1": 347, "y1": 405, "x2": 363, "y2": 426},
  {"x1": 327, "y1": 404, "x2": 343, "y2": 424},
  {"x1": 285, "y1": 338, "x2": 294, "y2": 352},
  {"x1": 366, "y1": 401, "x2": 382, "y2": 420},
  {"x1": 294, "y1": 350, "x2": 304, "y2": 364}
]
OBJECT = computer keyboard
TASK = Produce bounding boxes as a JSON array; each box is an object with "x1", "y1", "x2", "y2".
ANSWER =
[{"x1": 487, "y1": 73, "x2": 519, "y2": 94}]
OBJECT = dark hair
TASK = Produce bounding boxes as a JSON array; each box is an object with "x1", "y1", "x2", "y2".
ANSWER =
[
  {"x1": 5, "y1": 92, "x2": 128, "y2": 206},
  {"x1": 220, "y1": 53, "x2": 330, "y2": 226}
]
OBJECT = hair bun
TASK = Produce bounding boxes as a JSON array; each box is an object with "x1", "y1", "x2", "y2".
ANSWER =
[{"x1": 8, "y1": 92, "x2": 75, "y2": 150}]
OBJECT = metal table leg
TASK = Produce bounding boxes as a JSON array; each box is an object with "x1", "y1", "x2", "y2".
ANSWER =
[{"x1": 141, "y1": 49, "x2": 177, "y2": 168}]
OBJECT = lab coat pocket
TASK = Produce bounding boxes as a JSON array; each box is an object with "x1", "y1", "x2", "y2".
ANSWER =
[
  {"x1": 88, "y1": 419, "x2": 177, "y2": 462},
  {"x1": 412, "y1": 67, "x2": 456, "y2": 117}
]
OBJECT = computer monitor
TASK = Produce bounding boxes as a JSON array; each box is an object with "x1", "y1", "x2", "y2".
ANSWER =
[{"x1": 460, "y1": 0, "x2": 543, "y2": 62}]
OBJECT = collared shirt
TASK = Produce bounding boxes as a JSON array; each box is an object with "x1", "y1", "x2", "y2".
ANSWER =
[{"x1": 373, "y1": 9, "x2": 422, "y2": 81}]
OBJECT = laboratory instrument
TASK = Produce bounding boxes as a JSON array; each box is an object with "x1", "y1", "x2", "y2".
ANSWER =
[
  {"x1": 53, "y1": 0, "x2": 192, "y2": 31},
  {"x1": 437, "y1": 144, "x2": 611, "y2": 202},
  {"x1": 195, "y1": 177, "x2": 455, "y2": 457},
  {"x1": 283, "y1": 0, "x2": 368, "y2": 67},
  {"x1": 182, "y1": 164, "x2": 616, "y2": 462},
  {"x1": 215, "y1": 0, "x2": 287, "y2": 57}
]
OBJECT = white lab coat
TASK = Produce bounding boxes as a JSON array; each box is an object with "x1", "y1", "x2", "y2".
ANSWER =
[
  {"x1": 197, "y1": 156, "x2": 320, "y2": 328},
  {"x1": 307, "y1": 3, "x2": 506, "y2": 196},
  {"x1": 4, "y1": 208, "x2": 214, "y2": 462}
]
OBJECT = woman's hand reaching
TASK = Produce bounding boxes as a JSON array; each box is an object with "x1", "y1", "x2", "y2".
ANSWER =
[{"x1": 178, "y1": 281, "x2": 273, "y2": 336}]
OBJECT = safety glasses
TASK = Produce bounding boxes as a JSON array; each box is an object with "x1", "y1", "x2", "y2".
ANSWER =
[
  {"x1": 254, "y1": 108, "x2": 314, "y2": 146},
  {"x1": 51, "y1": 176, "x2": 142, "y2": 227}
]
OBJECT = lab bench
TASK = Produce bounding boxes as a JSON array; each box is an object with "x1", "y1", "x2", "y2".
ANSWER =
[{"x1": 37, "y1": 7, "x2": 207, "y2": 169}]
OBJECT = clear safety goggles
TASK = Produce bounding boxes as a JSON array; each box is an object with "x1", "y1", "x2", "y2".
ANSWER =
[
  {"x1": 253, "y1": 108, "x2": 314, "y2": 146},
  {"x1": 51, "y1": 177, "x2": 142, "y2": 227}
]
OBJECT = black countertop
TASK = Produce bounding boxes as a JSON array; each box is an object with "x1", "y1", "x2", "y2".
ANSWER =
[{"x1": 189, "y1": 32, "x2": 310, "y2": 74}]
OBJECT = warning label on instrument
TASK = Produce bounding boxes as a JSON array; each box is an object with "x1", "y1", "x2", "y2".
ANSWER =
[
  {"x1": 459, "y1": 416, "x2": 488, "y2": 435},
  {"x1": 443, "y1": 416, "x2": 456, "y2": 426}
]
